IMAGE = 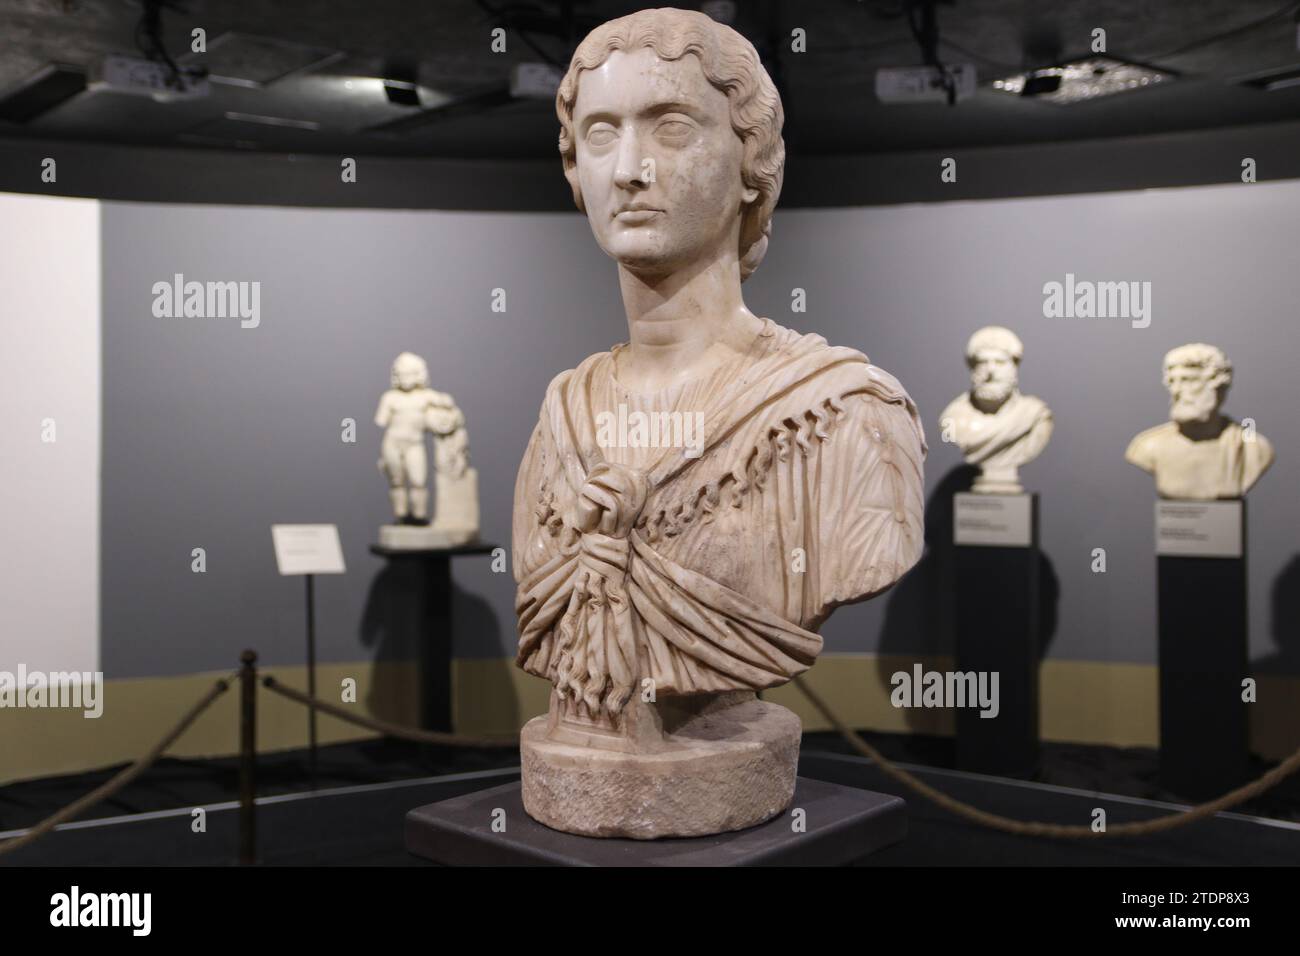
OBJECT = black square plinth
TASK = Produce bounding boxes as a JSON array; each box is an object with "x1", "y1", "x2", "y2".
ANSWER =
[
  {"x1": 1157, "y1": 553, "x2": 1250, "y2": 798},
  {"x1": 405, "y1": 777, "x2": 906, "y2": 866},
  {"x1": 953, "y1": 493, "x2": 1041, "y2": 778}
]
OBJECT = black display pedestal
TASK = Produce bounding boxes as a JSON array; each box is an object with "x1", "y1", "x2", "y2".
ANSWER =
[
  {"x1": 953, "y1": 493, "x2": 1040, "y2": 777},
  {"x1": 1156, "y1": 505, "x2": 1249, "y2": 800},
  {"x1": 405, "y1": 778, "x2": 906, "y2": 866},
  {"x1": 368, "y1": 542, "x2": 499, "y2": 734}
]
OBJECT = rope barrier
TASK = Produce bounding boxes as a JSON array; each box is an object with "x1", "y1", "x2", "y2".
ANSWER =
[
  {"x1": 5, "y1": 662, "x2": 1297, "y2": 858},
  {"x1": 266, "y1": 673, "x2": 1300, "y2": 838},
  {"x1": 261, "y1": 676, "x2": 518, "y2": 749},
  {"x1": 0, "y1": 675, "x2": 233, "y2": 858},
  {"x1": 793, "y1": 674, "x2": 1300, "y2": 838}
]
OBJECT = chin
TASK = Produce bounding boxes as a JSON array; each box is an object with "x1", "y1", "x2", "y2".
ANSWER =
[
  {"x1": 974, "y1": 386, "x2": 1013, "y2": 405},
  {"x1": 1171, "y1": 403, "x2": 1215, "y2": 424},
  {"x1": 606, "y1": 242, "x2": 684, "y2": 277}
]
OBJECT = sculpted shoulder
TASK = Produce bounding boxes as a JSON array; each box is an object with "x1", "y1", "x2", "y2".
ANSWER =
[
  {"x1": 857, "y1": 358, "x2": 919, "y2": 410},
  {"x1": 1247, "y1": 425, "x2": 1276, "y2": 459},
  {"x1": 1226, "y1": 419, "x2": 1276, "y2": 470},
  {"x1": 535, "y1": 353, "x2": 605, "y2": 422},
  {"x1": 1125, "y1": 421, "x2": 1177, "y2": 469},
  {"x1": 845, "y1": 359, "x2": 927, "y2": 457},
  {"x1": 1018, "y1": 393, "x2": 1052, "y2": 419},
  {"x1": 939, "y1": 392, "x2": 972, "y2": 425},
  {"x1": 762, "y1": 320, "x2": 926, "y2": 450}
]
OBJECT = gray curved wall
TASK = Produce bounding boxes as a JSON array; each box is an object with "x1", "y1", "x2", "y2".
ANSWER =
[{"x1": 97, "y1": 178, "x2": 1300, "y2": 681}]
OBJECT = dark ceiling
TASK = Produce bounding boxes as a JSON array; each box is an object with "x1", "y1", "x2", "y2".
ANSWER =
[{"x1": 2, "y1": 0, "x2": 1299, "y2": 158}]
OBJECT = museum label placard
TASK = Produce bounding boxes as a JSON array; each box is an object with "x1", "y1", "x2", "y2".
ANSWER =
[
  {"x1": 1155, "y1": 500, "x2": 1242, "y2": 558},
  {"x1": 953, "y1": 493, "x2": 1033, "y2": 548},
  {"x1": 271, "y1": 524, "x2": 347, "y2": 575}
]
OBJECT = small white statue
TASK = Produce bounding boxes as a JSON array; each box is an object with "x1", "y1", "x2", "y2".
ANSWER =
[
  {"x1": 375, "y1": 352, "x2": 479, "y2": 547},
  {"x1": 939, "y1": 326, "x2": 1053, "y2": 494},
  {"x1": 1126, "y1": 343, "x2": 1274, "y2": 500}
]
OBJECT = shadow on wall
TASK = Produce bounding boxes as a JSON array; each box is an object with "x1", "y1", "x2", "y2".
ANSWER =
[
  {"x1": 876, "y1": 464, "x2": 1059, "y2": 735},
  {"x1": 1262, "y1": 554, "x2": 1300, "y2": 675},
  {"x1": 450, "y1": 580, "x2": 526, "y2": 733},
  {"x1": 357, "y1": 561, "x2": 507, "y2": 728},
  {"x1": 1251, "y1": 554, "x2": 1300, "y2": 767}
]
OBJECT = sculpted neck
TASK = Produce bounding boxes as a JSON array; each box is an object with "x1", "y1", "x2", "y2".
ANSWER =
[
  {"x1": 1176, "y1": 413, "x2": 1228, "y2": 442},
  {"x1": 615, "y1": 250, "x2": 763, "y2": 393}
]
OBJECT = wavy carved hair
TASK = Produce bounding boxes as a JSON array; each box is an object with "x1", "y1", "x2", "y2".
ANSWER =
[
  {"x1": 556, "y1": 7, "x2": 785, "y2": 281},
  {"x1": 1164, "y1": 342, "x2": 1232, "y2": 390},
  {"x1": 965, "y1": 325, "x2": 1024, "y2": 364},
  {"x1": 391, "y1": 351, "x2": 429, "y2": 389}
]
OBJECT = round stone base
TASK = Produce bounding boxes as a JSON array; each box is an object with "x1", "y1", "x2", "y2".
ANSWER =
[
  {"x1": 972, "y1": 467, "x2": 1023, "y2": 496},
  {"x1": 520, "y1": 698, "x2": 801, "y2": 840},
  {"x1": 377, "y1": 524, "x2": 477, "y2": 549},
  {"x1": 971, "y1": 480, "x2": 1024, "y2": 495}
]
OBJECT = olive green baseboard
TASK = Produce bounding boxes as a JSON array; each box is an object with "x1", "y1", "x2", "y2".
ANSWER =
[{"x1": 3, "y1": 655, "x2": 1296, "y2": 786}]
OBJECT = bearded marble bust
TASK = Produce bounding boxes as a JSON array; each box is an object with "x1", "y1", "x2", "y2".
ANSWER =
[
  {"x1": 939, "y1": 326, "x2": 1053, "y2": 494},
  {"x1": 511, "y1": 7, "x2": 925, "y2": 839},
  {"x1": 1126, "y1": 343, "x2": 1274, "y2": 500}
]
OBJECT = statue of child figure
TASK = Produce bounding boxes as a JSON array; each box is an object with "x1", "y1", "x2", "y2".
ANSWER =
[{"x1": 376, "y1": 352, "x2": 479, "y2": 546}]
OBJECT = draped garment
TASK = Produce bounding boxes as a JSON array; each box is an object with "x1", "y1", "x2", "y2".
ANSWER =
[
  {"x1": 939, "y1": 391, "x2": 1053, "y2": 471},
  {"x1": 513, "y1": 319, "x2": 926, "y2": 716}
]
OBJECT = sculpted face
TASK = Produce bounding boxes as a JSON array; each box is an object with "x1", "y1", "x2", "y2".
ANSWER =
[
  {"x1": 969, "y1": 347, "x2": 1018, "y2": 407},
  {"x1": 393, "y1": 355, "x2": 425, "y2": 390},
  {"x1": 571, "y1": 47, "x2": 757, "y2": 278},
  {"x1": 1166, "y1": 362, "x2": 1221, "y2": 424}
]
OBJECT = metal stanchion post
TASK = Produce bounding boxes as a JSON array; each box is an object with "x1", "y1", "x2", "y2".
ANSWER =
[
  {"x1": 239, "y1": 649, "x2": 257, "y2": 865},
  {"x1": 305, "y1": 574, "x2": 317, "y2": 787}
]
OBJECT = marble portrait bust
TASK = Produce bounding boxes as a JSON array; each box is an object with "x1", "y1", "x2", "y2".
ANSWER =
[
  {"x1": 1125, "y1": 343, "x2": 1274, "y2": 500},
  {"x1": 510, "y1": 8, "x2": 925, "y2": 838},
  {"x1": 939, "y1": 326, "x2": 1053, "y2": 494}
]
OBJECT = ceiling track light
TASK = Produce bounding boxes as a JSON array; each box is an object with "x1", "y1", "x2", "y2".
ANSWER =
[
  {"x1": 1235, "y1": 63, "x2": 1300, "y2": 92},
  {"x1": 990, "y1": 56, "x2": 1176, "y2": 105}
]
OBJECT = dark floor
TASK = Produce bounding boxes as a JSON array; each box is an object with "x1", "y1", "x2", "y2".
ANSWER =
[
  {"x1": 0, "y1": 736, "x2": 520, "y2": 833},
  {"x1": 3, "y1": 728, "x2": 1298, "y2": 838},
  {"x1": 809, "y1": 731, "x2": 1300, "y2": 823},
  {"x1": 3, "y1": 739, "x2": 1300, "y2": 866}
]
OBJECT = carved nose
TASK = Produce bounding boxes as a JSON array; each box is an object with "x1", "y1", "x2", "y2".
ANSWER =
[{"x1": 613, "y1": 132, "x2": 649, "y2": 191}]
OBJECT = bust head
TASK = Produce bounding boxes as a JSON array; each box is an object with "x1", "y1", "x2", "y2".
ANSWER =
[
  {"x1": 556, "y1": 8, "x2": 784, "y2": 282},
  {"x1": 965, "y1": 325, "x2": 1022, "y2": 410},
  {"x1": 1163, "y1": 343, "x2": 1231, "y2": 425},
  {"x1": 391, "y1": 352, "x2": 429, "y2": 391}
]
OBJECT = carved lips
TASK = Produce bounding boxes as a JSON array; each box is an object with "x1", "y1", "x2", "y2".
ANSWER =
[{"x1": 613, "y1": 202, "x2": 664, "y2": 224}]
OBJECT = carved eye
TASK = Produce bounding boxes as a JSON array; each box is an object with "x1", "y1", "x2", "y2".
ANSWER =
[
  {"x1": 586, "y1": 124, "x2": 617, "y2": 147},
  {"x1": 655, "y1": 119, "x2": 693, "y2": 143}
]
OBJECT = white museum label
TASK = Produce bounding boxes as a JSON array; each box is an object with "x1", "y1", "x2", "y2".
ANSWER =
[
  {"x1": 271, "y1": 524, "x2": 346, "y2": 575},
  {"x1": 953, "y1": 493, "x2": 1033, "y2": 548},
  {"x1": 1155, "y1": 500, "x2": 1242, "y2": 558}
]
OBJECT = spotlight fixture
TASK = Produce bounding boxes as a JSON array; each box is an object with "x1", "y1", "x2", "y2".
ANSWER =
[
  {"x1": 1236, "y1": 64, "x2": 1300, "y2": 92},
  {"x1": 991, "y1": 56, "x2": 1175, "y2": 105},
  {"x1": 876, "y1": 63, "x2": 976, "y2": 104},
  {"x1": 383, "y1": 80, "x2": 420, "y2": 107},
  {"x1": 382, "y1": 60, "x2": 422, "y2": 107}
]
